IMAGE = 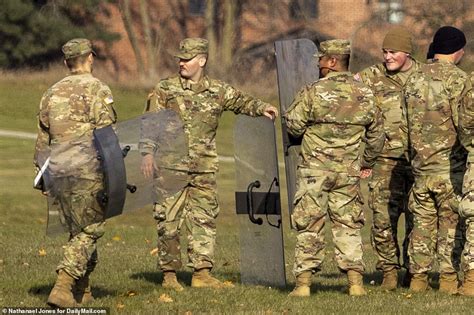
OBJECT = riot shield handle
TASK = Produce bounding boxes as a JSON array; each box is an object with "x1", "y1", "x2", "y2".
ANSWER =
[
  {"x1": 122, "y1": 145, "x2": 131, "y2": 157},
  {"x1": 126, "y1": 184, "x2": 137, "y2": 193},
  {"x1": 247, "y1": 180, "x2": 263, "y2": 225}
]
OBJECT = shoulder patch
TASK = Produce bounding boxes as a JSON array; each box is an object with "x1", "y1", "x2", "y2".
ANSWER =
[{"x1": 104, "y1": 95, "x2": 114, "y2": 104}]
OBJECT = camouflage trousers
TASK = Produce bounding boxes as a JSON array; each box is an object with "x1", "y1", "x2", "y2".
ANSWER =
[
  {"x1": 57, "y1": 222, "x2": 105, "y2": 279},
  {"x1": 154, "y1": 172, "x2": 219, "y2": 272},
  {"x1": 369, "y1": 157, "x2": 413, "y2": 271},
  {"x1": 460, "y1": 158, "x2": 474, "y2": 272},
  {"x1": 53, "y1": 177, "x2": 106, "y2": 279},
  {"x1": 408, "y1": 172, "x2": 464, "y2": 274},
  {"x1": 291, "y1": 169, "x2": 365, "y2": 276}
]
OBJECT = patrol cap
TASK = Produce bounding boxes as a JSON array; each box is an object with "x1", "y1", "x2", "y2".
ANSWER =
[
  {"x1": 314, "y1": 39, "x2": 351, "y2": 58},
  {"x1": 62, "y1": 38, "x2": 96, "y2": 60},
  {"x1": 174, "y1": 38, "x2": 209, "y2": 59}
]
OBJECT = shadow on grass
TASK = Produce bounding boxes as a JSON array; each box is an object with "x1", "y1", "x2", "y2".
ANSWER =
[{"x1": 28, "y1": 284, "x2": 116, "y2": 299}]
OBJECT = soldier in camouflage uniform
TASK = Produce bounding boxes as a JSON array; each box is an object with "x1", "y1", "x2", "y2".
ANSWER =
[
  {"x1": 285, "y1": 39, "x2": 385, "y2": 297},
  {"x1": 458, "y1": 71, "x2": 474, "y2": 296},
  {"x1": 354, "y1": 27, "x2": 421, "y2": 290},
  {"x1": 34, "y1": 38, "x2": 116, "y2": 307},
  {"x1": 402, "y1": 26, "x2": 469, "y2": 294},
  {"x1": 140, "y1": 38, "x2": 278, "y2": 291}
]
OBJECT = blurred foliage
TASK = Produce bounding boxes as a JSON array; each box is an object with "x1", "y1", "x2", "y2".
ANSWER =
[{"x1": 0, "y1": 0, "x2": 120, "y2": 68}]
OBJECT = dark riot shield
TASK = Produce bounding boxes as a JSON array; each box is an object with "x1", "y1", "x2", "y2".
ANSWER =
[
  {"x1": 116, "y1": 110, "x2": 188, "y2": 211},
  {"x1": 234, "y1": 115, "x2": 286, "y2": 287},
  {"x1": 94, "y1": 125, "x2": 128, "y2": 218},
  {"x1": 275, "y1": 39, "x2": 319, "y2": 216}
]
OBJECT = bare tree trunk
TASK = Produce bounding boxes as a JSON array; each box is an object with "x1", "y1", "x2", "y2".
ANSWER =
[
  {"x1": 139, "y1": 0, "x2": 157, "y2": 80},
  {"x1": 206, "y1": 0, "x2": 217, "y2": 70},
  {"x1": 221, "y1": 0, "x2": 236, "y2": 70},
  {"x1": 120, "y1": 0, "x2": 146, "y2": 80}
]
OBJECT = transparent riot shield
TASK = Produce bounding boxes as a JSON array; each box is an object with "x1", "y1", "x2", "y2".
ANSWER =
[
  {"x1": 43, "y1": 109, "x2": 188, "y2": 236},
  {"x1": 33, "y1": 150, "x2": 66, "y2": 236},
  {"x1": 234, "y1": 115, "x2": 285, "y2": 287},
  {"x1": 275, "y1": 39, "x2": 319, "y2": 216},
  {"x1": 116, "y1": 109, "x2": 189, "y2": 211},
  {"x1": 41, "y1": 164, "x2": 68, "y2": 236}
]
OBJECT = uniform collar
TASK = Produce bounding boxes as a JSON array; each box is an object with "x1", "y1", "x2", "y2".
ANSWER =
[
  {"x1": 324, "y1": 71, "x2": 351, "y2": 79},
  {"x1": 179, "y1": 75, "x2": 211, "y2": 93},
  {"x1": 432, "y1": 58, "x2": 456, "y2": 65},
  {"x1": 70, "y1": 69, "x2": 91, "y2": 75}
]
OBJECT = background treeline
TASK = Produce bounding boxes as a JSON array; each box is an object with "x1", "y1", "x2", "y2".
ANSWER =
[{"x1": 1, "y1": 0, "x2": 474, "y2": 89}]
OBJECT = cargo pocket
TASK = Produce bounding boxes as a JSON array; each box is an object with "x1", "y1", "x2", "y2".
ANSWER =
[{"x1": 291, "y1": 192, "x2": 312, "y2": 231}]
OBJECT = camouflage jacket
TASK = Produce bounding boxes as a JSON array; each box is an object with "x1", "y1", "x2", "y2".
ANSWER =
[
  {"x1": 141, "y1": 75, "x2": 272, "y2": 173},
  {"x1": 285, "y1": 71, "x2": 385, "y2": 176},
  {"x1": 356, "y1": 59, "x2": 422, "y2": 159},
  {"x1": 403, "y1": 60, "x2": 470, "y2": 175},
  {"x1": 459, "y1": 71, "x2": 474, "y2": 162},
  {"x1": 34, "y1": 71, "x2": 117, "y2": 180}
]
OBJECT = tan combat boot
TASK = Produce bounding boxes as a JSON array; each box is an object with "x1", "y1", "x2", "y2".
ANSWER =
[
  {"x1": 73, "y1": 275, "x2": 94, "y2": 304},
  {"x1": 162, "y1": 271, "x2": 184, "y2": 292},
  {"x1": 459, "y1": 270, "x2": 474, "y2": 296},
  {"x1": 47, "y1": 270, "x2": 78, "y2": 308},
  {"x1": 380, "y1": 269, "x2": 398, "y2": 291},
  {"x1": 409, "y1": 273, "x2": 429, "y2": 293},
  {"x1": 288, "y1": 271, "x2": 312, "y2": 297},
  {"x1": 439, "y1": 273, "x2": 458, "y2": 295},
  {"x1": 191, "y1": 269, "x2": 234, "y2": 289},
  {"x1": 347, "y1": 270, "x2": 367, "y2": 296}
]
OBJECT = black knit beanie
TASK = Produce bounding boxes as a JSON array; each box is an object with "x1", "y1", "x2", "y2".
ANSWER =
[{"x1": 432, "y1": 26, "x2": 466, "y2": 55}]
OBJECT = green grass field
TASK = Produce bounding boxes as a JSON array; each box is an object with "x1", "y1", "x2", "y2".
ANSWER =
[{"x1": 1, "y1": 76, "x2": 474, "y2": 314}]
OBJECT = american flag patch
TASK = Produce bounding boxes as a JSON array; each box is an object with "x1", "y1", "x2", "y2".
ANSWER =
[{"x1": 104, "y1": 95, "x2": 114, "y2": 104}]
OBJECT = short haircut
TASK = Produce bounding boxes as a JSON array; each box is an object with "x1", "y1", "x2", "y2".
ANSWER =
[
  {"x1": 326, "y1": 54, "x2": 350, "y2": 69},
  {"x1": 65, "y1": 53, "x2": 90, "y2": 70}
]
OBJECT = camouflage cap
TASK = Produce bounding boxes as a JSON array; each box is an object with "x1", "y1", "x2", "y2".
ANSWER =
[
  {"x1": 174, "y1": 38, "x2": 208, "y2": 59},
  {"x1": 62, "y1": 38, "x2": 96, "y2": 60},
  {"x1": 314, "y1": 39, "x2": 351, "y2": 57}
]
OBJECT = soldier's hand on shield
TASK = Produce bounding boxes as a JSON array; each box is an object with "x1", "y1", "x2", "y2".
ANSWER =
[
  {"x1": 360, "y1": 167, "x2": 372, "y2": 179},
  {"x1": 263, "y1": 106, "x2": 279, "y2": 120},
  {"x1": 141, "y1": 154, "x2": 156, "y2": 179}
]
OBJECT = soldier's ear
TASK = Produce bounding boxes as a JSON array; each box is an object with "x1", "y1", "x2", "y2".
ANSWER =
[{"x1": 198, "y1": 55, "x2": 208, "y2": 67}]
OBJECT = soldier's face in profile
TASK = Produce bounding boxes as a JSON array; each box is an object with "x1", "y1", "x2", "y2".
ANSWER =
[
  {"x1": 383, "y1": 49, "x2": 410, "y2": 71},
  {"x1": 179, "y1": 55, "x2": 206, "y2": 81},
  {"x1": 179, "y1": 56, "x2": 200, "y2": 79}
]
